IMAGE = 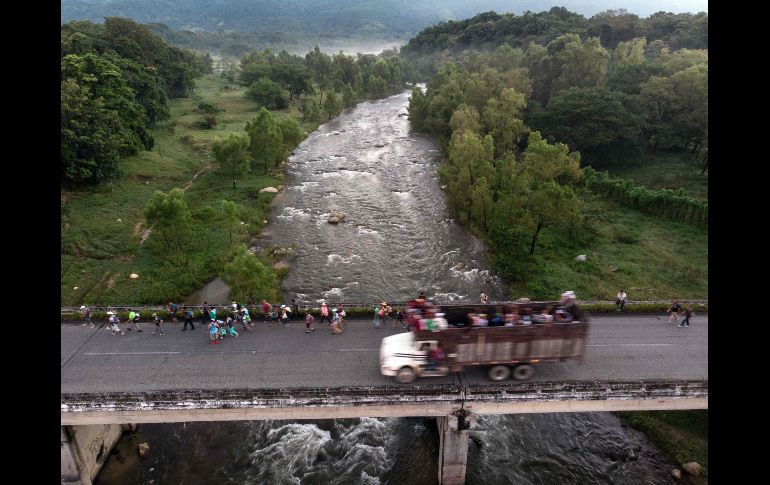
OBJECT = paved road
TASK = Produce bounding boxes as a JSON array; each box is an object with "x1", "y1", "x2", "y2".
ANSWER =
[{"x1": 61, "y1": 314, "x2": 707, "y2": 393}]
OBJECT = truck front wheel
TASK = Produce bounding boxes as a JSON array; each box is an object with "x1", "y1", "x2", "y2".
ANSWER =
[
  {"x1": 395, "y1": 366, "x2": 417, "y2": 384},
  {"x1": 512, "y1": 364, "x2": 534, "y2": 381},
  {"x1": 487, "y1": 365, "x2": 511, "y2": 382}
]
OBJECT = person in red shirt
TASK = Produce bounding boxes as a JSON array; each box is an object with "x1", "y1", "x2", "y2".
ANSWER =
[{"x1": 261, "y1": 299, "x2": 271, "y2": 324}]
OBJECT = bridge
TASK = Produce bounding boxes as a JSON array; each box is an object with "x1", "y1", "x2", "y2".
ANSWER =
[{"x1": 61, "y1": 313, "x2": 707, "y2": 484}]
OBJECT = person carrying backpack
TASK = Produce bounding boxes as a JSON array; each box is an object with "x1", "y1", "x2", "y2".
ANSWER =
[
  {"x1": 127, "y1": 308, "x2": 142, "y2": 332},
  {"x1": 182, "y1": 306, "x2": 195, "y2": 331},
  {"x1": 80, "y1": 306, "x2": 94, "y2": 328},
  {"x1": 167, "y1": 302, "x2": 179, "y2": 322}
]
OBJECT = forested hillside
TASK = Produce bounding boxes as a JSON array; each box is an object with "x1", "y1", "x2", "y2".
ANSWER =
[
  {"x1": 62, "y1": 0, "x2": 707, "y2": 38},
  {"x1": 404, "y1": 7, "x2": 707, "y2": 298}
]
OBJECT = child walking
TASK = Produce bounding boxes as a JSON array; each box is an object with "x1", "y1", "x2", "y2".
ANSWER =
[{"x1": 108, "y1": 312, "x2": 124, "y2": 336}]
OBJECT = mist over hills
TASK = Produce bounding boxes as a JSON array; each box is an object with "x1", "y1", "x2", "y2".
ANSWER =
[{"x1": 61, "y1": 0, "x2": 708, "y2": 37}]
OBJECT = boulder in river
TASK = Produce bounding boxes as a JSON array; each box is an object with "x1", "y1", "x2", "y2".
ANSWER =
[
  {"x1": 259, "y1": 187, "x2": 279, "y2": 193},
  {"x1": 671, "y1": 469, "x2": 682, "y2": 480},
  {"x1": 682, "y1": 462, "x2": 703, "y2": 476},
  {"x1": 328, "y1": 210, "x2": 346, "y2": 223}
]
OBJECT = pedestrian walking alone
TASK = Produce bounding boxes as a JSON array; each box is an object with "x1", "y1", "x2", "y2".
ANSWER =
[
  {"x1": 678, "y1": 306, "x2": 694, "y2": 327},
  {"x1": 182, "y1": 306, "x2": 195, "y2": 331},
  {"x1": 80, "y1": 305, "x2": 94, "y2": 328},
  {"x1": 291, "y1": 299, "x2": 299, "y2": 320},
  {"x1": 373, "y1": 304, "x2": 381, "y2": 328},
  {"x1": 167, "y1": 302, "x2": 179, "y2": 323}
]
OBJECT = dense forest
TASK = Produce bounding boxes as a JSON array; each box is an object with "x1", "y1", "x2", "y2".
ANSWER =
[
  {"x1": 61, "y1": 18, "x2": 213, "y2": 185},
  {"x1": 405, "y1": 7, "x2": 707, "y2": 294},
  {"x1": 62, "y1": 0, "x2": 707, "y2": 40}
]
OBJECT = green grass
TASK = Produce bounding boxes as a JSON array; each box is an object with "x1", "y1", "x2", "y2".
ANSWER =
[
  {"x1": 503, "y1": 189, "x2": 708, "y2": 301},
  {"x1": 619, "y1": 410, "x2": 708, "y2": 482},
  {"x1": 599, "y1": 151, "x2": 708, "y2": 200},
  {"x1": 61, "y1": 74, "x2": 325, "y2": 305}
]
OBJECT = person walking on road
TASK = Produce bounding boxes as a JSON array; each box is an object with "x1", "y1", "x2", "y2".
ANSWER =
[
  {"x1": 291, "y1": 299, "x2": 299, "y2": 320},
  {"x1": 167, "y1": 302, "x2": 179, "y2": 323},
  {"x1": 373, "y1": 304, "x2": 381, "y2": 328},
  {"x1": 127, "y1": 308, "x2": 142, "y2": 332},
  {"x1": 208, "y1": 319, "x2": 219, "y2": 345},
  {"x1": 182, "y1": 306, "x2": 195, "y2": 331},
  {"x1": 305, "y1": 309, "x2": 315, "y2": 333},
  {"x1": 678, "y1": 306, "x2": 694, "y2": 327},
  {"x1": 667, "y1": 299, "x2": 683, "y2": 323},
  {"x1": 108, "y1": 312, "x2": 124, "y2": 336},
  {"x1": 319, "y1": 302, "x2": 332, "y2": 325},
  {"x1": 152, "y1": 312, "x2": 166, "y2": 335},
  {"x1": 80, "y1": 305, "x2": 94, "y2": 328},
  {"x1": 280, "y1": 305, "x2": 290, "y2": 327},
  {"x1": 240, "y1": 307, "x2": 254, "y2": 332},
  {"x1": 261, "y1": 299, "x2": 271, "y2": 323},
  {"x1": 616, "y1": 290, "x2": 627, "y2": 312}
]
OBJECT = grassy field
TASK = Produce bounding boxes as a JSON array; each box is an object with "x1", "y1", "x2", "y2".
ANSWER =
[
  {"x1": 600, "y1": 151, "x2": 708, "y2": 201},
  {"x1": 61, "y1": 74, "x2": 323, "y2": 306},
  {"x1": 502, "y1": 188, "x2": 708, "y2": 301}
]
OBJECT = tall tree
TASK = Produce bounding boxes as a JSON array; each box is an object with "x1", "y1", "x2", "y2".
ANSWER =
[
  {"x1": 144, "y1": 188, "x2": 192, "y2": 252},
  {"x1": 212, "y1": 134, "x2": 251, "y2": 189},
  {"x1": 245, "y1": 108, "x2": 283, "y2": 175}
]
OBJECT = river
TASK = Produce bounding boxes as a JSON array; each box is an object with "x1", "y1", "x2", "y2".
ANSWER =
[{"x1": 97, "y1": 90, "x2": 677, "y2": 484}]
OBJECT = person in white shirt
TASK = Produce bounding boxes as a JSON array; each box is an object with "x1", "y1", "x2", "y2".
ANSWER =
[{"x1": 616, "y1": 290, "x2": 627, "y2": 312}]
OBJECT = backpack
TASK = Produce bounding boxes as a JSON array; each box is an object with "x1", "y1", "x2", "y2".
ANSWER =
[{"x1": 171, "y1": 303, "x2": 179, "y2": 312}]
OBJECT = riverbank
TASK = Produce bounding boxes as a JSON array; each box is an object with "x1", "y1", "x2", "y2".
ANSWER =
[{"x1": 619, "y1": 410, "x2": 708, "y2": 483}]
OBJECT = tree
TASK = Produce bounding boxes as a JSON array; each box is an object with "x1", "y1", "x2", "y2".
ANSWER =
[
  {"x1": 61, "y1": 79, "x2": 127, "y2": 185},
  {"x1": 528, "y1": 180, "x2": 582, "y2": 254},
  {"x1": 322, "y1": 91, "x2": 341, "y2": 120},
  {"x1": 529, "y1": 87, "x2": 639, "y2": 160},
  {"x1": 482, "y1": 88, "x2": 529, "y2": 157},
  {"x1": 245, "y1": 108, "x2": 284, "y2": 174},
  {"x1": 212, "y1": 134, "x2": 250, "y2": 189},
  {"x1": 246, "y1": 77, "x2": 289, "y2": 109},
  {"x1": 276, "y1": 116, "x2": 303, "y2": 155},
  {"x1": 144, "y1": 188, "x2": 192, "y2": 252},
  {"x1": 223, "y1": 245, "x2": 279, "y2": 302},
  {"x1": 221, "y1": 200, "x2": 239, "y2": 246}
]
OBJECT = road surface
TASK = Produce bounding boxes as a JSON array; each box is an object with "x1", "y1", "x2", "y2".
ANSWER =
[{"x1": 61, "y1": 314, "x2": 707, "y2": 393}]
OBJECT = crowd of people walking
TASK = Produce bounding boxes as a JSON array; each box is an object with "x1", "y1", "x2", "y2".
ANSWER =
[{"x1": 77, "y1": 291, "x2": 699, "y2": 342}]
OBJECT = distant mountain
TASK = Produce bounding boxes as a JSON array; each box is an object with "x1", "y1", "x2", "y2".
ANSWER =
[{"x1": 61, "y1": 1, "x2": 708, "y2": 37}]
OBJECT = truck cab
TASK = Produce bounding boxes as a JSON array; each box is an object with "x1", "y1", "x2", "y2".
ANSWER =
[{"x1": 380, "y1": 332, "x2": 450, "y2": 383}]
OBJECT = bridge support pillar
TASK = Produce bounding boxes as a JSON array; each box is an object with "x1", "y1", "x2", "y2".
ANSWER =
[
  {"x1": 61, "y1": 424, "x2": 123, "y2": 485},
  {"x1": 437, "y1": 410, "x2": 475, "y2": 485}
]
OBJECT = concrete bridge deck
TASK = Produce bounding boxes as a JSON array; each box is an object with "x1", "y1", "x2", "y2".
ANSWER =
[{"x1": 62, "y1": 314, "x2": 707, "y2": 423}]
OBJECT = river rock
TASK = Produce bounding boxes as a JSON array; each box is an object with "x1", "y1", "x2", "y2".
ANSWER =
[
  {"x1": 273, "y1": 260, "x2": 289, "y2": 270},
  {"x1": 259, "y1": 187, "x2": 279, "y2": 193},
  {"x1": 575, "y1": 254, "x2": 587, "y2": 262},
  {"x1": 515, "y1": 297, "x2": 531, "y2": 303},
  {"x1": 626, "y1": 450, "x2": 637, "y2": 460},
  {"x1": 683, "y1": 462, "x2": 703, "y2": 476},
  {"x1": 671, "y1": 469, "x2": 682, "y2": 480},
  {"x1": 129, "y1": 273, "x2": 139, "y2": 279},
  {"x1": 328, "y1": 210, "x2": 346, "y2": 223},
  {"x1": 138, "y1": 442, "x2": 150, "y2": 457}
]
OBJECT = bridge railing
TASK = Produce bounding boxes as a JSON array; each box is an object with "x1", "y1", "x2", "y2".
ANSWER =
[{"x1": 61, "y1": 299, "x2": 708, "y2": 314}]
